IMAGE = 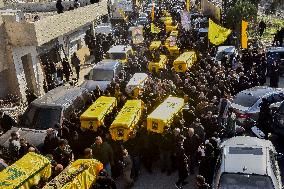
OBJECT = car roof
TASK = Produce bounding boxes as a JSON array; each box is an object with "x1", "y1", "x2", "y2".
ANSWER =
[
  {"x1": 266, "y1": 47, "x2": 284, "y2": 53},
  {"x1": 108, "y1": 45, "x2": 132, "y2": 53},
  {"x1": 198, "y1": 28, "x2": 208, "y2": 33},
  {"x1": 217, "y1": 46, "x2": 236, "y2": 53},
  {"x1": 221, "y1": 136, "x2": 276, "y2": 175},
  {"x1": 238, "y1": 86, "x2": 280, "y2": 98},
  {"x1": 93, "y1": 59, "x2": 120, "y2": 70},
  {"x1": 0, "y1": 127, "x2": 47, "y2": 148},
  {"x1": 31, "y1": 86, "x2": 87, "y2": 107}
]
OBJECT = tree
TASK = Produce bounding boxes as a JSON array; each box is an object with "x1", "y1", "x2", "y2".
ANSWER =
[{"x1": 224, "y1": 0, "x2": 257, "y2": 30}]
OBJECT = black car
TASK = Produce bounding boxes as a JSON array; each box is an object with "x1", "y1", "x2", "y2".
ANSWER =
[
  {"x1": 20, "y1": 86, "x2": 91, "y2": 130},
  {"x1": 271, "y1": 100, "x2": 284, "y2": 136}
]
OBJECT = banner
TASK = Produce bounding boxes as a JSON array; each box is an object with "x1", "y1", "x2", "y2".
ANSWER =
[
  {"x1": 241, "y1": 20, "x2": 248, "y2": 49},
  {"x1": 208, "y1": 19, "x2": 232, "y2": 45},
  {"x1": 0, "y1": 152, "x2": 51, "y2": 189},
  {"x1": 151, "y1": 23, "x2": 161, "y2": 34},
  {"x1": 43, "y1": 159, "x2": 103, "y2": 189},
  {"x1": 132, "y1": 26, "x2": 144, "y2": 44},
  {"x1": 118, "y1": 8, "x2": 128, "y2": 21},
  {"x1": 151, "y1": 0, "x2": 155, "y2": 21},
  {"x1": 181, "y1": 10, "x2": 190, "y2": 31},
  {"x1": 200, "y1": 0, "x2": 221, "y2": 22},
  {"x1": 186, "y1": 0, "x2": 190, "y2": 12}
]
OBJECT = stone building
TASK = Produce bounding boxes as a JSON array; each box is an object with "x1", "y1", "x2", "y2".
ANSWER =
[{"x1": 0, "y1": 1, "x2": 107, "y2": 101}]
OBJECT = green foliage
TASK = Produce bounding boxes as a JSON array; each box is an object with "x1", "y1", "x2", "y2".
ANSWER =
[{"x1": 225, "y1": 0, "x2": 258, "y2": 29}]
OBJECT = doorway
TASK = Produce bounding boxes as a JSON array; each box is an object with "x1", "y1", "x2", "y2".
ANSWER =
[{"x1": 21, "y1": 53, "x2": 36, "y2": 93}]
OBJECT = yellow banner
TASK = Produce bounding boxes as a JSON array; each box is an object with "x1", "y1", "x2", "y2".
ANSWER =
[
  {"x1": 241, "y1": 20, "x2": 248, "y2": 49},
  {"x1": 151, "y1": 23, "x2": 161, "y2": 34},
  {"x1": 208, "y1": 19, "x2": 232, "y2": 45},
  {"x1": 0, "y1": 152, "x2": 51, "y2": 189},
  {"x1": 118, "y1": 8, "x2": 128, "y2": 21},
  {"x1": 151, "y1": 0, "x2": 155, "y2": 21},
  {"x1": 186, "y1": 0, "x2": 190, "y2": 12},
  {"x1": 43, "y1": 159, "x2": 103, "y2": 189}
]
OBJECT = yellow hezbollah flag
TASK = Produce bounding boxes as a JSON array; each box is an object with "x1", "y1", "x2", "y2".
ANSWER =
[
  {"x1": 186, "y1": 0, "x2": 190, "y2": 11},
  {"x1": 151, "y1": 0, "x2": 155, "y2": 21},
  {"x1": 0, "y1": 152, "x2": 51, "y2": 189},
  {"x1": 151, "y1": 23, "x2": 161, "y2": 34},
  {"x1": 241, "y1": 20, "x2": 248, "y2": 49},
  {"x1": 118, "y1": 8, "x2": 128, "y2": 21},
  {"x1": 208, "y1": 19, "x2": 232, "y2": 45}
]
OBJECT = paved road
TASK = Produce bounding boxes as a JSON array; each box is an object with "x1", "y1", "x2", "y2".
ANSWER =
[{"x1": 116, "y1": 166, "x2": 197, "y2": 189}]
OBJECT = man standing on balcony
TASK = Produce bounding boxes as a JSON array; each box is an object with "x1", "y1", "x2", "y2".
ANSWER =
[{"x1": 71, "y1": 52, "x2": 81, "y2": 80}]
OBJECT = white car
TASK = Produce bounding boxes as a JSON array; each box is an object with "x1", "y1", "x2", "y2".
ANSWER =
[
  {"x1": 212, "y1": 136, "x2": 282, "y2": 189},
  {"x1": 215, "y1": 46, "x2": 237, "y2": 63}
]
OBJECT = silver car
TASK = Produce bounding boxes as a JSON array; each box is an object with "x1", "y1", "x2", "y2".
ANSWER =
[{"x1": 231, "y1": 86, "x2": 284, "y2": 127}]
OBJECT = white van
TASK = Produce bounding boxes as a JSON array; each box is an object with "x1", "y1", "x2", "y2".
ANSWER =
[
  {"x1": 212, "y1": 136, "x2": 282, "y2": 189},
  {"x1": 94, "y1": 24, "x2": 113, "y2": 35}
]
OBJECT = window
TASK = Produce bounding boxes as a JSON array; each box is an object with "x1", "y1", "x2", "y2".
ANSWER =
[
  {"x1": 92, "y1": 69, "x2": 114, "y2": 81},
  {"x1": 232, "y1": 93, "x2": 258, "y2": 107},
  {"x1": 265, "y1": 93, "x2": 284, "y2": 104},
  {"x1": 219, "y1": 173, "x2": 274, "y2": 189},
  {"x1": 33, "y1": 108, "x2": 62, "y2": 129}
]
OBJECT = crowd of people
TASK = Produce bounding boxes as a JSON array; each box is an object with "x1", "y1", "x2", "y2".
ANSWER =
[{"x1": 2, "y1": 0, "x2": 283, "y2": 189}]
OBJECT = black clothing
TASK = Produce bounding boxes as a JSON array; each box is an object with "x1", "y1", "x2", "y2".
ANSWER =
[
  {"x1": 43, "y1": 132, "x2": 60, "y2": 154},
  {"x1": 53, "y1": 145, "x2": 73, "y2": 168},
  {"x1": 56, "y1": 0, "x2": 64, "y2": 14},
  {"x1": 19, "y1": 143, "x2": 38, "y2": 158}
]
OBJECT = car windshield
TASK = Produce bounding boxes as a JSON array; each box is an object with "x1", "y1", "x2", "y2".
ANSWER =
[
  {"x1": 108, "y1": 53, "x2": 126, "y2": 60},
  {"x1": 232, "y1": 93, "x2": 259, "y2": 107},
  {"x1": 219, "y1": 173, "x2": 274, "y2": 189},
  {"x1": 267, "y1": 51, "x2": 284, "y2": 61},
  {"x1": 92, "y1": 69, "x2": 114, "y2": 81},
  {"x1": 216, "y1": 51, "x2": 233, "y2": 61},
  {"x1": 34, "y1": 107, "x2": 62, "y2": 129}
]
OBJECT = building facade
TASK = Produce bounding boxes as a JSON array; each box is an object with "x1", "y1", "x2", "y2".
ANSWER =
[{"x1": 0, "y1": 1, "x2": 107, "y2": 102}]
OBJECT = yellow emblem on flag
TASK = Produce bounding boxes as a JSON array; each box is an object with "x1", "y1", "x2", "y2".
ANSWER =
[
  {"x1": 241, "y1": 20, "x2": 248, "y2": 49},
  {"x1": 151, "y1": 23, "x2": 161, "y2": 34},
  {"x1": 208, "y1": 19, "x2": 232, "y2": 45}
]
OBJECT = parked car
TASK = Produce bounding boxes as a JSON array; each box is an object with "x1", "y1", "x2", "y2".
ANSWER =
[
  {"x1": 106, "y1": 45, "x2": 133, "y2": 64},
  {"x1": 81, "y1": 59, "x2": 122, "y2": 91},
  {"x1": 212, "y1": 136, "x2": 282, "y2": 189},
  {"x1": 94, "y1": 23, "x2": 113, "y2": 35},
  {"x1": 266, "y1": 47, "x2": 284, "y2": 75},
  {"x1": 20, "y1": 86, "x2": 91, "y2": 130},
  {"x1": 231, "y1": 86, "x2": 284, "y2": 127},
  {"x1": 215, "y1": 46, "x2": 237, "y2": 63},
  {"x1": 270, "y1": 100, "x2": 284, "y2": 136},
  {"x1": 0, "y1": 127, "x2": 46, "y2": 161}
]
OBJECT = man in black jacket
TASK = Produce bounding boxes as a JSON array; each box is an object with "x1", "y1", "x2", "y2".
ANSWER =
[{"x1": 184, "y1": 128, "x2": 200, "y2": 175}]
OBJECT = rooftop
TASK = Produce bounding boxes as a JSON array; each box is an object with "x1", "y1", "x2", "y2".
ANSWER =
[{"x1": 4, "y1": 1, "x2": 107, "y2": 46}]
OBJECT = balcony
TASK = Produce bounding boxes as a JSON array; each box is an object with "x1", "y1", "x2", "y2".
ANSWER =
[{"x1": 4, "y1": 1, "x2": 107, "y2": 47}]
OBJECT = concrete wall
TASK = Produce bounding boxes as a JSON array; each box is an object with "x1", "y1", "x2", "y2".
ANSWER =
[
  {"x1": 11, "y1": 46, "x2": 44, "y2": 98},
  {"x1": 2, "y1": 0, "x2": 92, "y2": 12},
  {"x1": 5, "y1": 2, "x2": 107, "y2": 47}
]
